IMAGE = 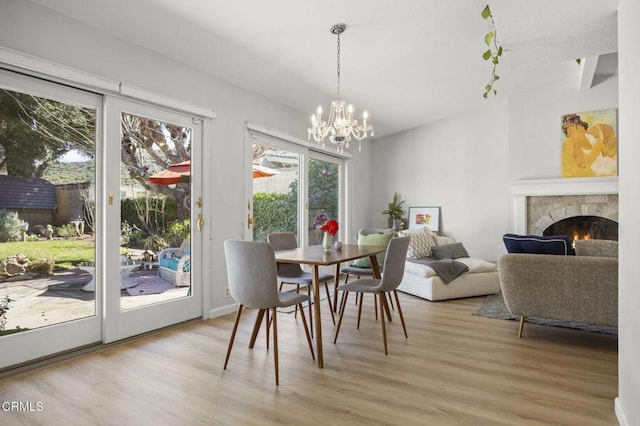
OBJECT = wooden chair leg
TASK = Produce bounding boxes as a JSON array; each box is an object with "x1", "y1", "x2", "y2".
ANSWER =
[
  {"x1": 294, "y1": 284, "x2": 300, "y2": 318},
  {"x1": 387, "y1": 292, "x2": 395, "y2": 311},
  {"x1": 272, "y1": 307, "x2": 279, "y2": 385},
  {"x1": 379, "y1": 292, "x2": 388, "y2": 355},
  {"x1": 265, "y1": 308, "x2": 270, "y2": 350},
  {"x1": 393, "y1": 290, "x2": 408, "y2": 338},
  {"x1": 224, "y1": 304, "x2": 244, "y2": 370},
  {"x1": 298, "y1": 303, "x2": 315, "y2": 360},
  {"x1": 307, "y1": 285, "x2": 313, "y2": 338},
  {"x1": 374, "y1": 294, "x2": 378, "y2": 320},
  {"x1": 249, "y1": 309, "x2": 265, "y2": 348},
  {"x1": 334, "y1": 291, "x2": 349, "y2": 343},
  {"x1": 324, "y1": 282, "x2": 336, "y2": 324},
  {"x1": 383, "y1": 294, "x2": 392, "y2": 322},
  {"x1": 518, "y1": 316, "x2": 526, "y2": 338},
  {"x1": 357, "y1": 293, "x2": 364, "y2": 329},
  {"x1": 338, "y1": 291, "x2": 348, "y2": 314}
]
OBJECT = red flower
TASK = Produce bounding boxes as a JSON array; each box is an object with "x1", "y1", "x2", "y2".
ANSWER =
[{"x1": 320, "y1": 219, "x2": 339, "y2": 236}]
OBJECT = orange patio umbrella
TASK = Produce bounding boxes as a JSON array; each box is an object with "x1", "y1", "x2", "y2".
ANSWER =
[{"x1": 148, "y1": 161, "x2": 277, "y2": 185}]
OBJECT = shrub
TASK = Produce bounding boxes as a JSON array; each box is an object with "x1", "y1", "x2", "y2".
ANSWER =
[
  {"x1": 121, "y1": 195, "x2": 179, "y2": 236},
  {"x1": 0, "y1": 210, "x2": 22, "y2": 242},
  {"x1": 165, "y1": 219, "x2": 190, "y2": 247},
  {"x1": 54, "y1": 224, "x2": 76, "y2": 238},
  {"x1": 142, "y1": 234, "x2": 168, "y2": 252},
  {"x1": 0, "y1": 296, "x2": 13, "y2": 331},
  {"x1": 26, "y1": 235, "x2": 39, "y2": 242},
  {"x1": 253, "y1": 192, "x2": 297, "y2": 242},
  {"x1": 120, "y1": 220, "x2": 133, "y2": 246},
  {"x1": 28, "y1": 258, "x2": 55, "y2": 275}
]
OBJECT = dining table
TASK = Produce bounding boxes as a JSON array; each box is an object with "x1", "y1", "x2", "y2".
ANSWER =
[{"x1": 274, "y1": 243, "x2": 387, "y2": 368}]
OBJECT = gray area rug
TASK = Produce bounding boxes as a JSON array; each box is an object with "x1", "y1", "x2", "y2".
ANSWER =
[{"x1": 472, "y1": 293, "x2": 618, "y2": 335}]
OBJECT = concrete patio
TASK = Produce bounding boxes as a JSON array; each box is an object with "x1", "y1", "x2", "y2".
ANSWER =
[{"x1": 0, "y1": 267, "x2": 189, "y2": 331}]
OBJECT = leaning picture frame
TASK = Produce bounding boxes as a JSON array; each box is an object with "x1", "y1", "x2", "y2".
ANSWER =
[{"x1": 408, "y1": 206, "x2": 441, "y2": 233}]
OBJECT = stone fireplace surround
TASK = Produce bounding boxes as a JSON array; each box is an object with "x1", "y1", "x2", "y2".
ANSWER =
[{"x1": 510, "y1": 177, "x2": 619, "y2": 235}]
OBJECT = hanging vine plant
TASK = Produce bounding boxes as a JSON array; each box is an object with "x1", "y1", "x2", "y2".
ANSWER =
[{"x1": 481, "y1": 5, "x2": 503, "y2": 98}]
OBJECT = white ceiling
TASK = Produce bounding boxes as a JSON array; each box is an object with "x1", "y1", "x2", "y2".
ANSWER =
[{"x1": 30, "y1": 0, "x2": 619, "y2": 138}]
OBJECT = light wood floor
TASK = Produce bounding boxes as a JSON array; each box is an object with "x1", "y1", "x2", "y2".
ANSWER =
[{"x1": 0, "y1": 292, "x2": 618, "y2": 425}]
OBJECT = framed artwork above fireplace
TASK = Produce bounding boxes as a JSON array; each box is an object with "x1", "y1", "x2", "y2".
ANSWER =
[{"x1": 561, "y1": 108, "x2": 617, "y2": 178}]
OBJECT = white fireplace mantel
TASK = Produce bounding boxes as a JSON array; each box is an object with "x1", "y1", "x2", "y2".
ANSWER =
[{"x1": 511, "y1": 177, "x2": 619, "y2": 234}]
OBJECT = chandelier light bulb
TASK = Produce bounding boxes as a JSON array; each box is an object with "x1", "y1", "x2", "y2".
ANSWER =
[{"x1": 317, "y1": 106, "x2": 322, "y2": 115}]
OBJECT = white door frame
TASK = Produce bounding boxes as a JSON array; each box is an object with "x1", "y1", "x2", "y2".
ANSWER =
[{"x1": 102, "y1": 96, "x2": 204, "y2": 343}]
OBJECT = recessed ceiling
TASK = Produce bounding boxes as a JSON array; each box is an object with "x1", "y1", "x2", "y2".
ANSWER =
[{"x1": 29, "y1": 0, "x2": 619, "y2": 138}]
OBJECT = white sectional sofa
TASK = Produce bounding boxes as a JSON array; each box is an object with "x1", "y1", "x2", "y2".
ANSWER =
[
  {"x1": 396, "y1": 230, "x2": 500, "y2": 301},
  {"x1": 398, "y1": 257, "x2": 500, "y2": 301}
]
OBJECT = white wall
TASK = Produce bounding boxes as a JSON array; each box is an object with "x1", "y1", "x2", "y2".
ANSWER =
[
  {"x1": 617, "y1": 1, "x2": 640, "y2": 424},
  {"x1": 0, "y1": 1, "x2": 373, "y2": 315},
  {"x1": 508, "y1": 76, "x2": 618, "y2": 180},
  {"x1": 371, "y1": 100, "x2": 510, "y2": 262}
]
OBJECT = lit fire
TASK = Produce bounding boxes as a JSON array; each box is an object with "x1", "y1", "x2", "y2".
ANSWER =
[{"x1": 572, "y1": 232, "x2": 590, "y2": 248}]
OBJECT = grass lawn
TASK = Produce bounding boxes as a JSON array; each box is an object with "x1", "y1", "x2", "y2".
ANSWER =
[{"x1": 0, "y1": 239, "x2": 95, "y2": 270}]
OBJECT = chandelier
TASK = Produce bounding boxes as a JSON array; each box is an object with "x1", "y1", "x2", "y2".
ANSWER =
[{"x1": 308, "y1": 24, "x2": 373, "y2": 153}]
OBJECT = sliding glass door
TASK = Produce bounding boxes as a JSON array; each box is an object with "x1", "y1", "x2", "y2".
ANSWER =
[
  {"x1": 0, "y1": 69, "x2": 102, "y2": 369},
  {"x1": 247, "y1": 126, "x2": 344, "y2": 245},
  {"x1": 103, "y1": 97, "x2": 203, "y2": 343},
  {"x1": 0, "y1": 70, "x2": 204, "y2": 369}
]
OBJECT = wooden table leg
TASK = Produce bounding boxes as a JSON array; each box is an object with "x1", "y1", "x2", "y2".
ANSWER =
[{"x1": 312, "y1": 265, "x2": 323, "y2": 368}]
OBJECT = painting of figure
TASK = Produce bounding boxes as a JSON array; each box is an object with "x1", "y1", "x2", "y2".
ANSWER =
[{"x1": 561, "y1": 109, "x2": 617, "y2": 178}]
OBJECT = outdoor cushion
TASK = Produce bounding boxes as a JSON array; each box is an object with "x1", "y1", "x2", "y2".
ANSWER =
[{"x1": 159, "y1": 257, "x2": 180, "y2": 271}]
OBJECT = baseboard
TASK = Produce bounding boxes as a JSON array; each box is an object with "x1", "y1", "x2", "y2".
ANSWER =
[
  {"x1": 209, "y1": 302, "x2": 238, "y2": 319},
  {"x1": 615, "y1": 397, "x2": 630, "y2": 426}
]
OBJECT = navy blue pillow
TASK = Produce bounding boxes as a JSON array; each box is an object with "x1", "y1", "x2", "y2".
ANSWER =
[{"x1": 503, "y1": 234, "x2": 575, "y2": 255}]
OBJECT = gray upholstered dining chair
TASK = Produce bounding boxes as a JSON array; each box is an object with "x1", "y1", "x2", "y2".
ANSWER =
[
  {"x1": 339, "y1": 228, "x2": 395, "y2": 315},
  {"x1": 223, "y1": 240, "x2": 315, "y2": 385},
  {"x1": 267, "y1": 232, "x2": 336, "y2": 331},
  {"x1": 333, "y1": 235, "x2": 411, "y2": 355}
]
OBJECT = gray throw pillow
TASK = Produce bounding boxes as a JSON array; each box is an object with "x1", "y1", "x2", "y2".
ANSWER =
[{"x1": 431, "y1": 242, "x2": 469, "y2": 260}]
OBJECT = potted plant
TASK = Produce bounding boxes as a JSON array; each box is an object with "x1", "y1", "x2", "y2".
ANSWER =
[{"x1": 382, "y1": 192, "x2": 405, "y2": 230}]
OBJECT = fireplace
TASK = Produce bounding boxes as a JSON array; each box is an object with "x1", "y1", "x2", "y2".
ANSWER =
[
  {"x1": 543, "y1": 215, "x2": 618, "y2": 241},
  {"x1": 511, "y1": 177, "x2": 619, "y2": 239}
]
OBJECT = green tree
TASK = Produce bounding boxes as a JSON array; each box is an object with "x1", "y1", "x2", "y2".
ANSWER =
[
  {"x1": 308, "y1": 159, "x2": 338, "y2": 220},
  {"x1": 0, "y1": 89, "x2": 95, "y2": 177},
  {"x1": 121, "y1": 112, "x2": 191, "y2": 220},
  {"x1": 0, "y1": 89, "x2": 192, "y2": 221}
]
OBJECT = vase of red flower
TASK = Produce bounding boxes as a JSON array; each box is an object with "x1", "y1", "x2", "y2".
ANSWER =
[
  {"x1": 322, "y1": 231, "x2": 333, "y2": 251},
  {"x1": 319, "y1": 219, "x2": 339, "y2": 251}
]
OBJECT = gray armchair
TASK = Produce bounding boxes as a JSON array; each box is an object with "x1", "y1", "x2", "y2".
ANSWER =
[{"x1": 498, "y1": 239, "x2": 618, "y2": 337}]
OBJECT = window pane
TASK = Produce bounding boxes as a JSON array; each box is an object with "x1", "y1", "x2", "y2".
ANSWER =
[
  {"x1": 308, "y1": 158, "x2": 339, "y2": 245},
  {"x1": 119, "y1": 112, "x2": 191, "y2": 309},
  {"x1": 0, "y1": 88, "x2": 96, "y2": 334},
  {"x1": 252, "y1": 144, "x2": 299, "y2": 242}
]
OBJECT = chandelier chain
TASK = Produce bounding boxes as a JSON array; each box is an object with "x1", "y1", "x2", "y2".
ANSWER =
[{"x1": 336, "y1": 31, "x2": 341, "y2": 98}]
